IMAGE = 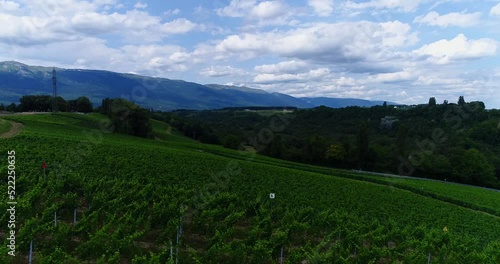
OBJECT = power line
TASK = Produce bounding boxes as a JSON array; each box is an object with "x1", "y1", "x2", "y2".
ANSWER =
[{"x1": 52, "y1": 68, "x2": 58, "y2": 113}]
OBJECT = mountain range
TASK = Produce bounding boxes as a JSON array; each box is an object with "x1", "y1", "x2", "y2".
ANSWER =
[{"x1": 0, "y1": 61, "x2": 395, "y2": 110}]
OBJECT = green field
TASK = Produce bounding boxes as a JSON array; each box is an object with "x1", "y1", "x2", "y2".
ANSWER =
[
  {"x1": 1, "y1": 113, "x2": 499, "y2": 263},
  {"x1": 0, "y1": 119, "x2": 12, "y2": 136}
]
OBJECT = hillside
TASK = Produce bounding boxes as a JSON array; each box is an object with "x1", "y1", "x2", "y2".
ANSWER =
[
  {"x1": 164, "y1": 102, "x2": 500, "y2": 189},
  {"x1": 0, "y1": 113, "x2": 499, "y2": 263},
  {"x1": 0, "y1": 61, "x2": 394, "y2": 110}
]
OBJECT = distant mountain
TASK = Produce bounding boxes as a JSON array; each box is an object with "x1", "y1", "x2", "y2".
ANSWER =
[{"x1": 0, "y1": 61, "x2": 395, "y2": 110}]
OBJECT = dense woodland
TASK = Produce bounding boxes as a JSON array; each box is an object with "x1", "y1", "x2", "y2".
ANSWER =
[
  {"x1": 154, "y1": 97, "x2": 500, "y2": 189},
  {"x1": 1, "y1": 95, "x2": 93, "y2": 113}
]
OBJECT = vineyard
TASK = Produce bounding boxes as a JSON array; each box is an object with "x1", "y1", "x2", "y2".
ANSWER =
[{"x1": 1, "y1": 113, "x2": 499, "y2": 263}]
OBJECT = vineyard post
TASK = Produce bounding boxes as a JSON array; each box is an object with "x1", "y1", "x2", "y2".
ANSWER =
[
  {"x1": 29, "y1": 240, "x2": 33, "y2": 264},
  {"x1": 54, "y1": 211, "x2": 57, "y2": 227},
  {"x1": 178, "y1": 215, "x2": 183, "y2": 237},
  {"x1": 427, "y1": 253, "x2": 431, "y2": 263},
  {"x1": 176, "y1": 225, "x2": 180, "y2": 264},
  {"x1": 74, "y1": 208, "x2": 77, "y2": 225},
  {"x1": 280, "y1": 246, "x2": 283, "y2": 264},
  {"x1": 170, "y1": 240, "x2": 173, "y2": 261},
  {"x1": 270, "y1": 193, "x2": 275, "y2": 212}
]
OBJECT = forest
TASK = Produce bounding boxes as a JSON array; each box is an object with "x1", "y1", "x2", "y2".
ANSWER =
[{"x1": 154, "y1": 97, "x2": 500, "y2": 189}]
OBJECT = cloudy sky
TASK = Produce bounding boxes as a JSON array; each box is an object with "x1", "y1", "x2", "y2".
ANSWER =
[{"x1": 1, "y1": 0, "x2": 499, "y2": 107}]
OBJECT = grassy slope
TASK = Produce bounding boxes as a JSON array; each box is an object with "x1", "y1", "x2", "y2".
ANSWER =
[
  {"x1": 0, "y1": 118, "x2": 12, "y2": 135},
  {"x1": 196, "y1": 145, "x2": 500, "y2": 216},
  {"x1": 0, "y1": 113, "x2": 499, "y2": 263}
]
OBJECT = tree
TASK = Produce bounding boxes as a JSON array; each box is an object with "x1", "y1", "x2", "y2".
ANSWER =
[
  {"x1": 443, "y1": 100, "x2": 448, "y2": 105},
  {"x1": 6, "y1": 103, "x2": 17, "y2": 112},
  {"x1": 68, "y1": 96, "x2": 93, "y2": 113},
  {"x1": 452, "y1": 148, "x2": 496, "y2": 186},
  {"x1": 396, "y1": 124, "x2": 408, "y2": 157},
  {"x1": 0, "y1": 103, "x2": 5, "y2": 111},
  {"x1": 302, "y1": 134, "x2": 327, "y2": 164},
  {"x1": 223, "y1": 135, "x2": 241, "y2": 150},
  {"x1": 99, "y1": 98, "x2": 152, "y2": 138},
  {"x1": 357, "y1": 122, "x2": 369, "y2": 169},
  {"x1": 458, "y1": 96, "x2": 466, "y2": 105},
  {"x1": 428, "y1": 97, "x2": 436, "y2": 107},
  {"x1": 19, "y1": 95, "x2": 52, "y2": 111},
  {"x1": 325, "y1": 144, "x2": 346, "y2": 166},
  {"x1": 383, "y1": 101, "x2": 387, "y2": 108},
  {"x1": 55, "y1": 96, "x2": 68, "y2": 112}
]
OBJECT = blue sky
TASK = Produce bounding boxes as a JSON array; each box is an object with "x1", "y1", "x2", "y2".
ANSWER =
[{"x1": 1, "y1": 0, "x2": 499, "y2": 107}]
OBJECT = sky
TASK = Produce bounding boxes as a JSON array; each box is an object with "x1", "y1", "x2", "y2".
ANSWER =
[{"x1": 1, "y1": 0, "x2": 499, "y2": 108}]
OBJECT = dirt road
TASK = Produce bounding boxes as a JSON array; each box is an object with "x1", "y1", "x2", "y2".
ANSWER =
[{"x1": 0, "y1": 120, "x2": 23, "y2": 138}]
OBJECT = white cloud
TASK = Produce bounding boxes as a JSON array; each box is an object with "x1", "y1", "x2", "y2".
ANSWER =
[
  {"x1": 0, "y1": 1, "x2": 196, "y2": 46},
  {"x1": 216, "y1": 0, "x2": 256, "y2": 17},
  {"x1": 118, "y1": 44, "x2": 191, "y2": 72},
  {"x1": 345, "y1": 0, "x2": 424, "y2": 12},
  {"x1": 490, "y1": 3, "x2": 500, "y2": 16},
  {"x1": 201, "y1": 65, "x2": 247, "y2": 77},
  {"x1": 254, "y1": 60, "x2": 309, "y2": 74},
  {"x1": 0, "y1": 0, "x2": 19, "y2": 11},
  {"x1": 254, "y1": 68, "x2": 330, "y2": 83},
  {"x1": 414, "y1": 11, "x2": 481, "y2": 27},
  {"x1": 71, "y1": 12, "x2": 128, "y2": 34},
  {"x1": 0, "y1": 13, "x2": 79, "y2": 45},
  {"x1": 134, "y1": 2, "x2": 147, "y2": 9},
  {"x1": 2, "y1": 37, "x2": 123, "y2": 69},
  {"x1": 72, "y1": 11, "x2": 196, "y2": 36},
  {"x1": 308, "y1": 0, "x2": 334, "y2": 17},
  {"x1": 250, "y1": 1, "x2": 287, "y2": 19},
  {"x1": 413, "y1": 34, "x2": 498, "y2": 64},
  {"x1": 24, "y1": 40, "x2": 187, "y2": 75},
  {"x1": 160, "y1": 18, "x2": 197, "y2": 34},
  {"x1": 216, "y1": 21, "x2": 417, "y2": 73},
  {"x1": 216, "y1": 0, "x2": 293, "y2": 27},
  {"x1": 366, "y1": 69, "x2": 416, "y2": 83},
  {"x1": 164, "y1": 9, "x2": 180, "y2": 16},
  {"x1": 168, "y1": 52, "x2": 190, "y2": 64}
]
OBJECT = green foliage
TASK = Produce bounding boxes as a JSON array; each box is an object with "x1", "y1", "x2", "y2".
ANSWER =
[
  {"x1": 428, "y1": 97, "x2": 437, "y2": 106},
  {"x1": 452, "y1": 148, "x2": 496, "y2": 186},
  {"x1": 167, "y1": 102, "x2": 500, "y2": 188},
  {"x1": 68, "y1": 96, "x2": 93, "y2": 113},
  {"x1": 325, "y1": 143, "x2": 346, "y2": 163},
  {"x1": 0, "y1": 113, "x2": 499, "y2": 263},
  {"x1": 6, "y1": 102, "x2": 17, "y2": 112},
  {"x1": 0, "y1": 118, "x2": 12, "y2": 135},
  {"x1": 100, "y1": 98, "x2": 152, "y2": 138},
  {"x1": 356, "y1": 122, "x2": 369, "y2": 169},
  {"x1": 223, "y1": 134, "x2": 241, "y2": 149},
  {"x1": 458, "y1": 96, "x2": 466, "y2": 105}
]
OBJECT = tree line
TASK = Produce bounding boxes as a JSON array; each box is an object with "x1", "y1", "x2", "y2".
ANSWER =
[
  {"x1": 1, "y1": 95, "x2": 152, "y2": 138},
  {"x1": 156, "y1": 97, "x2": 500, "y2": 189},
  {"x1": 1, "y1": 95, "x2": 93, "y2": 113}
]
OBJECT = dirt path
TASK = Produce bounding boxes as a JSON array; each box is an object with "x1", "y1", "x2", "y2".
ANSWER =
[{"x1": 0, "y1": 121, "x2": 23, "y2": 138}]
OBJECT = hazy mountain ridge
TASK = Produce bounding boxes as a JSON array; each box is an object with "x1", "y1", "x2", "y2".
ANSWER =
[{"x1": 0, "y1": 61, "x2": 396, "y2": 109}]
